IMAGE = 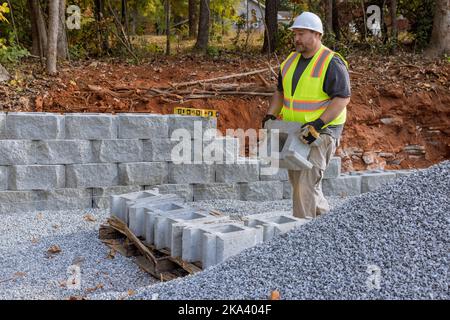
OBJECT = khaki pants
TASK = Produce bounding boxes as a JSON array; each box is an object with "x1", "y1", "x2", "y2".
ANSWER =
[{"x1": 288, "y1": 134, "x2": 336, "y2": 219}]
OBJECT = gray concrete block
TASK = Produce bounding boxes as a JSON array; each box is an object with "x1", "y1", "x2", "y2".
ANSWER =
[
  {"x1": 201, "y1": 137, "x2": 240, "y2": 164},
  {"x1": 259, "y1": 165, "x2": 289, "y2": 181},
  {"x1": 239, "y1": 181, "x2": 284, "y2": 201},
  {"x1": 323, "y1": 156, "x2": 341, "y2": 179},
  {"x1": 119, "y1": 162, "x2": 168, "y2": 185},
  {"x1": 0, "y1": 191, "x2": 41, "y2": 213},
  {"x1": 283, "y1": 181, "x2": 292, "y2": 199},
  {"x1": 35, "y1": 140, "x2": 93, "y2": 164},
  {"x1": 9, "y1": 165, "x2": 65, "y2": 191},
  {"x1": 361, "y1": 172, "x2": 397, "y2": 193},
  {"x1": 193, "y1": 183, "x2": 239, "y2": 201},
  {"x1": 215, "y1": 160, "x2": 260, "y2": 183},
  {"x1": 145, "y1": 184, "x2": 194, "y2": 202},
  {"x1": 0, "y1": 112, "x2": 5, "y2": 138},
  {"x1": 322, "y1": 175, "x2": 362, "y2": 197},
  {"x1": 92, "y1": 139, "x2": 143, "y2": 163},
  {"x1": 0, "y1": 166, "x2": 7, "y2": 190},
  {"x1": 66, "y1": 163, "x2": 118, "y2": 188},
  {"x1": 92, "y1": 185, "x2": 143, "y2": 209},
  {"x1": 245, "y1": 214, "x2": 309, "y2": 241},
  {"x1": 39, "y1": 188, "x2": 92, "y2": 210},
  {"x1": 168, "y1": 163, "x2": 215, "y2": 184},
  {"x1": 65, "y1": 113, "x2": 117, "y2": 139},
  {"x1": 118, "y1": 114, "x2": 169, "y2": 139},
  {"x1": 143, "y1": 138, "x2": 176, "y2": 162},
  {"x1": 0, "y1": 140, "x2": 35, "y2": 165},
  {"x1": 5, "y1": 112, "x2": 64, "y2": 139},
  {"x1": 110, "y1": 190, "x2": 163, "y2": 223},
  {"x1": 168, "y1": 115, "x2": 217, "y2": 137},
  {"x1": 395, "y1": 170, "x2": 416, "y2": 178}
]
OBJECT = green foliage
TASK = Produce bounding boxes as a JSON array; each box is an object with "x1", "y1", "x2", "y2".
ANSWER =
[
  {"x1": 206, "y1": 45, "x2": 220, "y2": 58},
  {"x1": 0, "y1": 37, "x2": 29, "y2": 65},
  {"x1": 0, "y1": 2, "x2": 9, "y2": 23},
  {"x1": 275, "y1": 23, "x2": 294, "y2": 54},
  {"x1": 398, "y1": 0, "x2": 436, "y2": 49}
]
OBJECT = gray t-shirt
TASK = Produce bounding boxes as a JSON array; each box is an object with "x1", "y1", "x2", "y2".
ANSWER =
[{"x1": 277, "y1": 54, "x2": 351, "y2": 145}]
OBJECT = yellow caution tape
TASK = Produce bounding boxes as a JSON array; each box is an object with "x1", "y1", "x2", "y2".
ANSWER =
[{"x1": 174, "y1": 107, "x2": 219, "y2": 118}]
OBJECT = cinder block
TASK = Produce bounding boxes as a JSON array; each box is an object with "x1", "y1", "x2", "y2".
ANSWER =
[
  {"x1": 66, "y1": 163, "x2": 118, "y2": 188},
  {"x1": 361, "y1": 172, "x2": 396, "y2": 193},
  {"x1": 244, "y1": 213, "x2": 309, "y2": 241},
  {"x1": 35, "y1": 140, "x2": 93, "y2": 164},
  {"x1": 395, "y1": 170, "x2": 416, "y2": 178},
  {"x1": 323, "y1": 157, "x2": 341, "y2": 179},
  {"x1": 239, "y1": 181, "x2": 284, "y2": 201},
  {"x1": 201, "y1": 137, "x2": 240, "y2": 164},
  {"x1": 0, "y1": 140, "x2": 35, "y2": 165},
  {"x1": 215, "y1": 159, "x2": 260, "y2": 183},
  {"x1": 92, "y1": 139, "x2": 143, "y2": 163},
  {"x1": 168, "y1": 163, "x2": 215, "y2": 184},
  {"x1": 322, "y1": 175, "x2": 362, "y2": 197},
  {"x1": 0, "y1": 112, "x2": 5, "y2": 138},
  {"x1": 143, "y1": 138, "x2": 177, "y2": 162},
  {"x1": 168, "y1": 115, "x2": 217, "y2": 137},
  {"x1": 39, "y1": 188, "x2": 92, "y2": 210},
  {"x1": 119, "y1": 162, "x2": 168, "y2": 185},
  {"x1": 110, "y1": 190, "x2": 164, "y2": 223},
  {"x1": 0, "y1": 166, "x2": 7, "y2": 190},
  {"x1": 93, "y1": 185, "x2": 143, "y2": 209},
  {"x1": 259, "y1": 164, "x2": 289, "y2": 181},
  {"x1": 9, "y1": 165, "x2": 65, "y2": 191},
  {"x1": 65, "y1": 113, "x2": 117, "y2": 139},
  {"x1": 193, "y1": 183, "x2": 239, "y2": 201},
  {"x1": 0, "y1": 191, "x2": 41, "y2": 213},
  {"x1": 118, "y1": 114, "x2": 169, "y2": 139},
  {"x1": 145, "y1": 184, "x2": 194, "y2": 202},
  {"x1": 282, "y1": 181, "x2": 292, "y2": 199},
  {"x1": 5, "y1": 112, "x2": 64, "y2": 139}
]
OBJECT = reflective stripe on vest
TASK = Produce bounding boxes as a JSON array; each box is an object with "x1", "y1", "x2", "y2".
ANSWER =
[{"x1": 283, "y1": 98, "x2": 331, "y2": 112}]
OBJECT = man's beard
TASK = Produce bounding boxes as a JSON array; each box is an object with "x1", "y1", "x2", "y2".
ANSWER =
[{"x1": 295, "y1": 44, "x2": 306, "y2": 53}]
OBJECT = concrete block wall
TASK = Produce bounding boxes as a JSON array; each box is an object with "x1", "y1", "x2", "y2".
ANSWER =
[{"x1": 0, "y1": 112, "x2": 417, "y2": 213}]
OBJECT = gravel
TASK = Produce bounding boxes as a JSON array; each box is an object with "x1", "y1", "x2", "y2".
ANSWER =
[
  {"x1": 92, "y1": 161, "x2": 449, "y2": 300},
  {"x1": 0, "y1": 208, "x2": 157, "y2": 300}
]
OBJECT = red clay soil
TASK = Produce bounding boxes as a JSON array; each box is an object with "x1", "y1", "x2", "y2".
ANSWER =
[{"x1": 1, "y1": 53, "x2": 448, "y2": 172}]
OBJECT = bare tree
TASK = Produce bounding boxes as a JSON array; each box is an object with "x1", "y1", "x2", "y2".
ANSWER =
[
  {"x1": 47, "y1": 0, "x2": 59, "y2": 74},
  {"x1": 390, "y1": 0, "x2": 398, "y2": 52},
  {"x1": 94, "y1": 0, "x2": 110, "y2": 53},
  {"x1": 165, "y1": 0, "x2": 170, "y2": 55},
  {"x1": 188, "y1": 0, "x2": 198, "y2": 38},
  {"x1": 326, "y1": 0, "x2": 333, "y2": 34},
  {"x1": 262, "y1": 0, "x2": 279, "y2": 54},
  {"x1": 194, "y1": 0, "x2": 210, "y2": 51},
  {"x1": 29, "y1": 0, "x2": 48, "y2": 59},
  {"x1": 426, "y1": 0, "x2": 450, "y2": 56},
  {"x1": 57, "y1": 0, "x2": 68, "y2": 60}
]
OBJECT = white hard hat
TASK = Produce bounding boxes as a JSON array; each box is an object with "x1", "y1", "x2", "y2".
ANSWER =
[{"x1": 289, "y1": 12, "x2": 324, "y2": 34}]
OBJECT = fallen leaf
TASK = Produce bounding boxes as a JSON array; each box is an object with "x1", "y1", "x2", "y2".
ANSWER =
[
  {"x1": 52, "y1": 224, "x2": 60, "y2": 229},
  {"x1": 83, "y1": 214, "x2": 97, "y2": 222},
  {"x1": 107, "y1": 248, "x2": 116, "y2": 259},
  {"x1": 13, "y1": 272, "x2": 26, "y2": 278},
  {"x1": 269, "y1": 290, "x2": 280, "y2": 300},
  {"x1": 36, "y1": 213, "x2": 44, "y2": 220},
  {"x1": 31, "y1": 237, "x2": 39, "y2": 244},
  {"x1": 128, "y1": 289, "x2": 136, "y2": 296},
  {"x1": 85, "y1": 283, "x2": 104, "y2": 293},
  {"x1": 47, "y1": 245, "x2": 62, "y2": 255}
]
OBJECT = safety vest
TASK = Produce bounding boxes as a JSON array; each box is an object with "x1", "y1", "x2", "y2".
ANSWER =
[{"x1": 280, "y1": 45, "x2": 348, "y2": 126}]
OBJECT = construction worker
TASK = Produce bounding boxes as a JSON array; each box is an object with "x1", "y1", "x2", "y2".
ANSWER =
[{"x1": 262, "y1": 12, "x2": 351, "y2": 219}]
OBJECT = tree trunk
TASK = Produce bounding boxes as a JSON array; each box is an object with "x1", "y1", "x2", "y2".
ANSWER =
[
  {"x1": 57, "y1": 0, "x2": 68, "y2": 60},
  {"x1": 165, "y1": 0, "x2": 170, "y2": 55},
  {"x1": 262, "y1": 0, "x2": 279, "y2": 54},
  {"x1": 332, "y1": 0, "x2": 340, "y2": 40},
  {"x1": 188, "y1": 0, "x2": 198, "y2": 39},
  {"x1": 426, "y1": 0, "x2": 450, "y2": 56},
  {"x1": 29, "y1": 0, "x2": 48, "y2": 58},
  {"x1": 28, "y1": 0, "x2": 40, "y2": 56},
  {"x1": 94, "y1": 0, "x2": 109, "y2": 53},
  {"x1": 326, "y1": 0, "x2": 333, "y2": 34},
  {"x1": 194, "y1": 0, "x2": 210, "y2": 51},
  {"x1": 389, "y1": 0, "x2": 398, "y2": 52},
  {"x1": 131, "y1": 2, "x2": 138, "y2": 35},
  {"x1": 47, "y1": 0, "x2": 59, "y2": 75}
]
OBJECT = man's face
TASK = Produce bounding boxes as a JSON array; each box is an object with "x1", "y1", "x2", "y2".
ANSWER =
[{"x1": 293, "y1": 29, "x2": 320, "y2": 53}]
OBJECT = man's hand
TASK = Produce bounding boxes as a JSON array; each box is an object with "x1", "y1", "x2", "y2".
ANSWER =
[
  {"x1": 262, "y1": 114, "x2": 277, "y2": 128},
  {"x1": 298, "y1": 118, "x2": 325, "y2": 145}
]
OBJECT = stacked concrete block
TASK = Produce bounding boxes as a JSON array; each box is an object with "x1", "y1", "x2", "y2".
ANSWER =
[
  {"x1": 322, "y1": 174, "x2": 362, "y2": 197},
  {"x1": 168, "y1": 115, "x2": 217, "y2": 138},
  {"x1": 0, "y1": 166, "x2": 7, "y2": 190},
  {"x1": 0, "y1": 190, "x2": 42, "y2": 212},
  {"x1": 65, "y1": 113, "x2": 117, "y2": 139},
  {"x1": 395, "y1": 170, "x2": 416, "y2": 178},
  {"x1": 118, "y1": 114, "x2": 168, "y2": 139},
  {"x1": 193, "y1": 183, "x2": 239, "y2": 201},
  {"x1": 215, "y1": 159, "x2": 260, "y2": 183},
  {"x1": 360, "y1": 171, "x2": 397, "y2": 193},
  {"x1": 5, "y1": 112, "x2": 64, "y2": 139},
  {"x1": 92, "y1": 139, "x2": 143, "y2": 163},
  {"x1": 9, "y1": 165, "x2": 65, "y2": 191},
  {"x1": 119, "y1": 162, "x2": 168, "y2": 185},
  {"x1": 39, "y1": 188, "x2": 92, "y2": 210},
  {"x1": 239, "y1": 181, "x2": 284, "y2": 201},
  {"x1": 145, "y1": 184, "x2": 194, "y2": 202},
  {"x1": 182, "y1": 223, "x2": 263, "y2": 269},
  {"x1": 92, "y1": 185, "x2": 143, "y2": 209},
  {"x1": 282, "y1": 181, "x2": 292, "y2": 199},
  {"x1": 244, "y1": 212, "x2": 309, "y2": 241},
  {"x1": 259, "y1": 165, "x2": 289, "y2": 181},
  {"x1": 66, "y1": 163, "x2": 118, "y2": 188},
  {"x1": 0, "y1": 112, "x2": 5, "y2": 138},
  {"x1": 323, "y1": 157, "x2": 341, "y2": 179},
  {"x1": 35, "y1": 140, "x2": 93, "y2": 164},
  {"x1": 168, "y1": 163, "x2": 215, "y2": 184},
  {"x1": 143, "y1": 138, "x2": 179, "y2": 162},
  {"x1": 0, "y1": 140, "x2": 35, "y2": 165},
  {"x1": 201, "y1": 137, "x2": 240, "y2": 164}
]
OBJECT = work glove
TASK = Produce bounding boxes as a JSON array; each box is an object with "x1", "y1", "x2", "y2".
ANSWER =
[
  {"x1": 298, "y1": 118, "x2": 325, "y2": 145},
  {"x1": 262, "y1": 114, "x2": 277, "y2": 128}
]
